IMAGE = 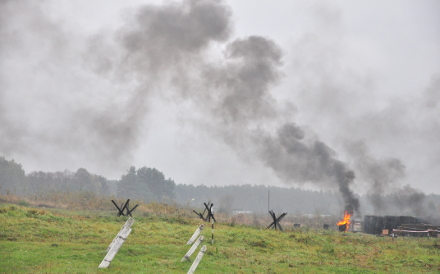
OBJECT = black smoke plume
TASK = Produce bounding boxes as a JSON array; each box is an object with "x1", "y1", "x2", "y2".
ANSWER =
[{"x1": 0, "y1": 0, "x2": 363, "y2": 213}]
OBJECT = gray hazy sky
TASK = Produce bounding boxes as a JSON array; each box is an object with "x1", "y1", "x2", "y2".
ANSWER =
[{"x1": 1, "y1": 0, "x2": 439, "y2": 196}]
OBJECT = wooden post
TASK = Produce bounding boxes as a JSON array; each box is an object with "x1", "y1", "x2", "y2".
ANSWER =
[
  {"x1": 99, "y1": 218, "x2": 135, "y2": 268},
  {"x1": 107, "y1": 217, "x2": 135, "y2": 252},
  {"x1": 187, "y1": 224, "x2": 204, "y2": 245},
  {"x1": 187, "y1": 245, "x2": 207, "y2": 274},
  {"x1": 126, "y1": 204, "x2": 138, "y2": 217},
  {"x1": 203, "y1": 203, "x2": 216, "y2": 222},
  {"x1": 111, "y1": 200, "x2": 124, "y2": 216},
  {"x1": 211, "y1": 218, "x2": 214, "y2": 245},
  {"x1": 181, "y1": 236, "x2": 204, "y2": 262},
  {"x1": 124, "y1": 199, "x2": 130, "y2": 216},
  {"x1": 99, "y1": 227, "x2": 132, "y2": 268}
]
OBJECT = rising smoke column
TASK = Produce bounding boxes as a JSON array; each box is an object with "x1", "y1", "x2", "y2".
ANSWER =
[
  {"x1": 81, "y1": 0, "x2": 234, "y2": 166},
  {"x1": 1, "y1": 0, "x2": 360, "y2": 212},
  {"x1": 345, "y1": 140, "x2": 405, "y2": 214},
  {"x1": 345, "y1": 140, "x2": 430, "y2": 216},
  {"x1": 255, "y1": 124, "x2": 360, "y2": 213},
  {"x1": 89, "y1": 0, "x2": 362, "y2": 212}
]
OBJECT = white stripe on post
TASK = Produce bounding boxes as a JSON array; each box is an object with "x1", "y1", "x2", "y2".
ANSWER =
[
  {"x1": 181, "y1": 236, "x2": 204, "y2": 262},
  {"x1": 187, "y1": 224, "x2": 204, "y2": 245},
  {"x1": 187, "y1": 245, "x2": 207, "y2": 274}
]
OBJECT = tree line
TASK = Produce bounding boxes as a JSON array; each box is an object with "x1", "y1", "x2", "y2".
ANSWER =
[
  {"x1": 1, "y1": 156, "x2": 439, "y2": 219},
  {"x1": 0, "y1": 156, "x2": 175, "y2": 202}
]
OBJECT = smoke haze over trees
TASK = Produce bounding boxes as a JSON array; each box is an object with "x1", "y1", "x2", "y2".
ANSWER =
[{"x1": 1, "y1": 156, "x2": 440, "y2": 223}]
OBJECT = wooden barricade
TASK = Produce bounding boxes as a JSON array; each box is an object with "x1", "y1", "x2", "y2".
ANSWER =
[
  {"x1": 267, "y1": 210, "x2": 287, "y2": 231},
  {"x1": 193, "y1": 202, "x2": 216, "y2": 222},
  {"x1": 111, "y1": 199, "x2": 138, "y2": 217}
]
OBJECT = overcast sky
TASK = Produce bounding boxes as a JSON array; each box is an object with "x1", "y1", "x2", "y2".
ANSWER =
[{"x1": 1, "y1": 0, "x2": 439, "y2": 197}]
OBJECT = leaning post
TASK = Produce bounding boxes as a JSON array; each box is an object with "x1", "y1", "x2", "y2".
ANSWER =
[
  {"x1": 107, "y1": 217, "x2": 135, "y2": 252},
  {"x1": 181, "y1": 236, "x2": 204, "y2": 262},
  {"x1": 187, "y1": 224, "x2": 204, "y2": 245},
  {"x1": 187, "y1": 245, "x2": 207, "y2": 274},
  {"x1": 98, "y1": 218, "x2": 135, "y2": 268}
]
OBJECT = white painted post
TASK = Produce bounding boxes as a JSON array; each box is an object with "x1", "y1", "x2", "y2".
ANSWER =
[
  {"x1": 99, "y1": 227, "x2": 132, "y2": 268},
  {"x1": 181, "y1": 236, "x2": 204, "y2": 262},
  {"x1": 187, "y1": 245, "x2": 207, "y2": 274},
  {"x1": 99, "y1": 218, "x2": 135, "y2": 269},
  {"x1": 107, "y1": 217, "x2": 135, "y2": 252},
  {"x1": 187, "y1": 224, "x2": 204, "y2": 245}
]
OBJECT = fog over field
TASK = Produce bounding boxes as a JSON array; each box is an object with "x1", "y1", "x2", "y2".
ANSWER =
[{"x1": 1, "y1": 0, "x2": 440, "y2": 212}]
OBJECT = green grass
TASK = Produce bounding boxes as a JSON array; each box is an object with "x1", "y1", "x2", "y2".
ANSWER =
[{"x1": 0, "y1": 204, "x2": 439, "y2": 273}]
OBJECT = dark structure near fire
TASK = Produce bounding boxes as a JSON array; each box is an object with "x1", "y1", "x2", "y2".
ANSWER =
[
  {"x1": 364, "y1": 215, "x2": 418, "y2": 235},
  {"x1": 363, "y1": 215, "x2": 439, "y2": 237}
]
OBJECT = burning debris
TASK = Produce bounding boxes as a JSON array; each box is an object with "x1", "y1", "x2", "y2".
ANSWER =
[{"x1": 336, "y1": 211, "x2": 352, "y2": 232}]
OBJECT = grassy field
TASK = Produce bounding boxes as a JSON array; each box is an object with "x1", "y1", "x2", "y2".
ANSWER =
[{"x1": 0, "y1": 203, "x2": 439, "y2": 274}]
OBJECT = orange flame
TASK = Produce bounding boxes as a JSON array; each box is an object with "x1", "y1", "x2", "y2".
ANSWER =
[{"x1": 336, "y1": 211, "x2": 352, "y2": 232}]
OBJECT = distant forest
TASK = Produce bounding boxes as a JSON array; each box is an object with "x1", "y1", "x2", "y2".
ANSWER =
[
  {"x1": 1, "y1": 156, "x2": 440, "y2": 218},
  {"x1": 175, "y1": 184, "x2": 440, "y2": 219}
]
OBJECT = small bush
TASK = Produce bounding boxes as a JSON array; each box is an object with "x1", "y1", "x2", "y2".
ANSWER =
[{"x1": 18, "y1": 200, "x2": 30, "y2": 207}]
